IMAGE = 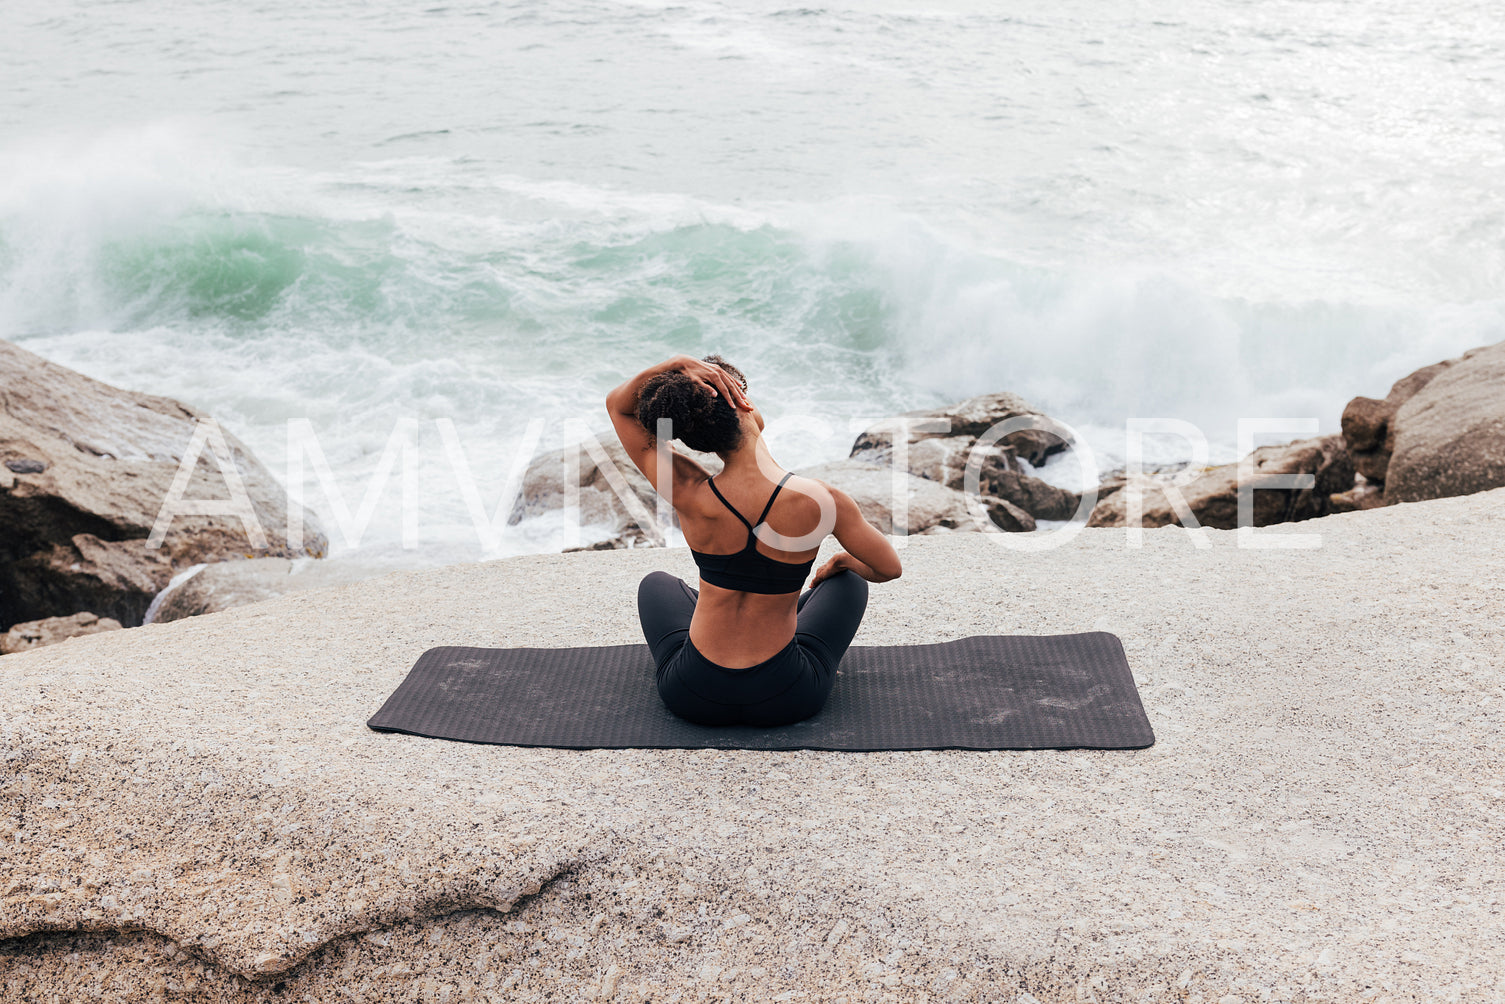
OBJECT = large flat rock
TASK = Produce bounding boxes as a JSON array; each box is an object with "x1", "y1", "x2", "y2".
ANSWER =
[{"x1": 3, "y1": 493, "x2": 1504, "y2": 1002}]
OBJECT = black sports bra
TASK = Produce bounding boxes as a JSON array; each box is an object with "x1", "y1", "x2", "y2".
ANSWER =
[{"x1": 690, "y1": 472, "x2": 815, "y2": 595}]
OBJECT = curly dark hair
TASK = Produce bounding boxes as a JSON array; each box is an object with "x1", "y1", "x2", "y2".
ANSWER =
[{"x1": 636, "y1": 355, "x2": 748, "y2": 454}]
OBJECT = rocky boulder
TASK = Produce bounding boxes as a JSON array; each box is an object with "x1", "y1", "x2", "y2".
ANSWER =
[
  {"x1": 860, "y1": 434, "x2": 1010, "y2": 489},
  {"x1": 507, "y1": 435, "x2": 721, "y2": 548},
  {"x1": 513, "y1": 399, "x2": 1083, "y2": 551},
  {"x1": 851, "y1": 391, "x2": 1070, "y2": 469},
  {"x1": 1341, "y1": 358, "x2": 1459, "y2": 483},
  {"x1": 508, "y1": 436, "x2": 653, "y2": 531},
  {"x1": 793, "y1": 459, "x2": 1032, "y2": 534},
  {"x1": 1093, "y1": 462, "x2": 1200, "y2": 505},
  {"x1": 1341, "y1": 396, "x2": 1396, "y2": 481},
  {"x1": 0, "y1": 340, "x2": 326, "y2": 630},
  {"x1": 984, "y1": 468, "x2": 1081, "y2": 521},
  {"x1": 851, "y1": 394, "x2": 1081, "y2": 519},
  {"x1": 1385, "y1": 340, "x2": 1505, "y2": 504},
  {"x1": 1328, "y1": 474, "x2": 1387, "y2": 513},
  {"x1": 0, "y1": 610, "x2": 123, "y2": 655},
  {"x1": 1087, "y1": 435, "x2": 1354, "y2": 529}
]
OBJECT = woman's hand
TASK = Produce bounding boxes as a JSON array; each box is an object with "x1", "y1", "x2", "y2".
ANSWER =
[
  {"x1": 672, "y1": 355, "x2": 752, "y2": 411},
  {"x1": 810, "y1": 552, "x2": 853, "y2": 586},
  {"x1": 810, "y1": 546, "x2": 899, "y2": 585}
]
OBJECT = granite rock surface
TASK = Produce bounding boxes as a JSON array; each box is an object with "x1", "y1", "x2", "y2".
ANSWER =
[{"x1": 3, "y1": 491, "x2": 1504, "y2": 1002}]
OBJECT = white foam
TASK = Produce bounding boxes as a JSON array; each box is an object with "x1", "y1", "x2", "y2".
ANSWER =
[
  {"x1": 781, "y1": 205, "x2": 1503, "y2": 456},
  {"x1": 0, "y1": 121, "x2": 299, "y2": 337}
]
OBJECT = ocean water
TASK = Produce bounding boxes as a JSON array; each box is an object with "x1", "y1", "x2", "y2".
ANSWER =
[{"x1": 2, "y1": 0, "x2": 1502, "y2": 563}]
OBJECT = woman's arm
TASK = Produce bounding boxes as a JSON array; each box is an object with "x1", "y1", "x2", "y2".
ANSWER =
[
  {"x1": 605, "y1": 355, "x2": 751, "y2": 495},
  {"x1": 809, "y1": 486, "x2": 902, "y2": 584}
]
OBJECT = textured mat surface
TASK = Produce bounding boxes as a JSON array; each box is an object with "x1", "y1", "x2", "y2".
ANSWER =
[{"x1": 367, "y1": 632, "x2": 1154, "y2": 751}]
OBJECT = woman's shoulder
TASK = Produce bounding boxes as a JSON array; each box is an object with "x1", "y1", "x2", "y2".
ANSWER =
[
  {"x1": 669, "y1": 462, "x2": 716, "y2": 509},
  {"x1": 771, "y1": 473, "x2": 846, "y2": 540},
  {"x1": 781, "y1": 473, "x2": 845, "y2": 509}
]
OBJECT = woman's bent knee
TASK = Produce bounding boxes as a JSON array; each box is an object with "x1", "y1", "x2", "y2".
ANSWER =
[
  {"x1": 638, "y1": 569, "x2": 678, "y2": 598},
  {"x1": 827, "y1": 569, "x2": 869, "y2": 609},
  {"x1": 843, "y1": 568, "x2": 870, "y2": 596},
  {"x1": 638, "y1": 571, "x2": 695, "y2": 658}
]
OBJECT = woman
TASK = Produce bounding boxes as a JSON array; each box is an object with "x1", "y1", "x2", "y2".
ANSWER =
[{"x1": 606, "y1": 353, "x2": 901, "y2": 727}]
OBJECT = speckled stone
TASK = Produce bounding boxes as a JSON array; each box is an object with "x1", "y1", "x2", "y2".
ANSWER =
[{"x1": 3, "y1": 490, "x2": 1504, "y2": 1002}]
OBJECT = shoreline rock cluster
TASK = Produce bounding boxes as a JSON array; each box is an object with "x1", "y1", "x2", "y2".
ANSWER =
[
  {"x1": 5, "y1": 336, "x2": 1504, "y2": 651},
  {"x1": 1084, "y1": 434, "x2": 1355, "y2": 530},
  {"x1": 1091, "y1": 339, "x2": 1505, "y2": 531},
  {"x1": 505, "y1": 392, "x2": 1089, "y2": 548},
  {"x1": 507, "y1": 340, "x2": 1505, "y2": 549}
]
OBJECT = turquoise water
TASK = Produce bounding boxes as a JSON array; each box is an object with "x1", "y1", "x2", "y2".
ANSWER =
[{"x1": 2, "y1": 0, "x2": 1503, "y2": 561}]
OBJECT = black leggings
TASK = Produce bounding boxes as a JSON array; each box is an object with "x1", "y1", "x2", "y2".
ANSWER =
[{"x1": 636, "y1": 570, "x2": 869, "y2": 727}]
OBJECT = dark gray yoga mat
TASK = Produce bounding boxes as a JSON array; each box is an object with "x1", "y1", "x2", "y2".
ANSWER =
[{"x1": 367, "y1": 632, "x2": 1154, "y2": 751}]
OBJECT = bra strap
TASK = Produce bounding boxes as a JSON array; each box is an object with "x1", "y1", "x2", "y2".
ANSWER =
[
  {"x1": 753, "y1": 472, "x2": 794, "y2": 529},
  {"x1": 706, "y1": 476, "x2": 756, "y2": 534}
]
